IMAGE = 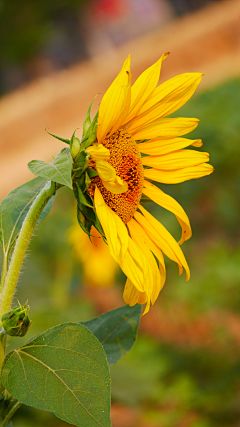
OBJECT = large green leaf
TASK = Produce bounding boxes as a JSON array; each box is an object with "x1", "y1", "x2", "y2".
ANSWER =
[
  {"x1": 28, "y1": 148, "x2": 72, "y2": 189},
  {"x1": 2, "y1": 323, "x2": 111, "y2": 427},
  {"x1": 0, "y1": 177, "x2": 54, "y2": 256},
  {"x1": 81, "y1": 304, "x2": 142, "y2": 366}
]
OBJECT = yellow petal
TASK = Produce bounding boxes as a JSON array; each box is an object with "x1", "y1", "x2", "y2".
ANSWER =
[
  {"x1": 97, "y1": 55, "x2": 131, "y2": 142},
  {"x1": 123, "y1": 278, "x2": 140, "y2": 306},
  {"x1": 130, "y1": 117, "x2": 199, "y2": 140},
  {"x1": 135, "y1": 206, "x2": 190, "y2": 281},
  {"x1": 191, "y1": 139, "x2": 203, "y2": 147},
  {"x1": 142, "y1": 150, "x2": 210, "y2": 170},
  {"x1": 144, "y1": 163, "x2": 214, "y2": 183},
  {"x1": 123, "y1": 52, "x2": 169, "y2": 125},
  {"x1": 94, "y1": 187, "x2": 128, "y2": 261},
  {"x1": 139, "y1": 137, "x2": 202, "y2": 156},
  {"x1": 123, "y1": 278, "x2": 147, "y2": 306},
  {"x1": 128, "y1": 218, "x2": 162, "y2": 305},
  {"x1": 142, "y1": 180, "x2": 191, "y2": 245},
  {"x1": 102, "y1": 176, "x2": 128, "y2": 194},
  {"x1": 119, "y1": 238, "x2": 149, "y2": 293},
  {"x1": 128, "y1": 73, "x2": 203, "y2": 129},
  {"x1": 128, "y1": 218, "x2": 166, "y2": 286},
  {"x1": 96, "y1": 160, "x2": 116, "y2": 181},
  {"x1": 86, "y1": 144, "x2": 110, "y2": 161}
]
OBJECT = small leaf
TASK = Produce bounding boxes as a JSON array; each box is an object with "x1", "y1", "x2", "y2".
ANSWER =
[
  {"x1": 2, "y1": 323, "x2": 111, "y2": 427},
  {"x1": 28, "y1": 148, "x2": 72, "y2": 189},
  {"x1": 81, "y1": 304, "x2": 142, "y2": 366},
  {"x1": 0, "y1": 178, "x2": 54, "y2": 256},
  {"x1": 45, "y1": 129, "x2": 70, "y2": 145}
]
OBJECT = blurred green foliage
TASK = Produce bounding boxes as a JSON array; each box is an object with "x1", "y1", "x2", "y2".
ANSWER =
[{"x1": 0, "y1": 79, "x2": 240, "y2": 426}]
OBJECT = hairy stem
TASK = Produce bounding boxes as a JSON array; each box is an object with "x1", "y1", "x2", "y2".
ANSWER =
[
  {"x1": 0, "y1": 257, "x2": 8, "y2": 294},
  {"x1": 0, "y1": 181, "x2": 56, "y2": 323}
]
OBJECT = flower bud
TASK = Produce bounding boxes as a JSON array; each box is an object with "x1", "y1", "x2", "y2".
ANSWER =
[
  {"x1": 2, "y1": 302, "x2": 31, "y2": 337},
  {"x1": 70, "y1": 136, "x2": 81, "y2": 159}
]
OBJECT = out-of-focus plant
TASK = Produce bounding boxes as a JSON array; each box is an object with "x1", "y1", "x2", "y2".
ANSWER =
[
  {"x1": 69, "y1": 223, "x2": 119, "y2": 288},
  {"x1": 0, "y1": 53, "x2": 212, "y2": 426}
]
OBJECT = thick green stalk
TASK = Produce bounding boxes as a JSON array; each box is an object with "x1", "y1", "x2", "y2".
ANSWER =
[
  {"x1": 0, "y1": 400, "x2": 21, "y2": 427},
  {"x1": 0, "y1": 258, "x2": 8, "y2": 294},
  {"x1": 0, "y1": 181, "x2": 56, "y2": 322}
]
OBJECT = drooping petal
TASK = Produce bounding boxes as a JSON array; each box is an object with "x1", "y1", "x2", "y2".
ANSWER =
[
  {"x1": 96, "y1": 161, "x2": 128, "y2": 194},
  {"x1": 128, "y1": 73, "x2": 203, "y2": 129},
  {"x1": 96, "y1": 160, "x2": 116, "y2": 181},
  {"x1": 142, "y1": 180, "x2": 191, "y2": 244},
  {"x1": 86, "y1": 144, "x2": 110, "y2": 161},
  {"x1": 102, "y1": 176, "x2": 128, "y2": 194},
  {"x1": 128, "y1": 218, "x2": 162, "y2": 305},
  {"x1": 142, "y1": 149, "x2": 210, "y2": 170},
  {"x1": 144, "y1": 163, "x2": 214, "y2": 183},
  {"x1": 119, "y1": 238, "x2": 150, "y2": 293},
  {"x1": 130, "y1": 117, "x2": 199, "y2": 140},
  {"x1": 123, "y1": 278, "x2": 147, "y2": 306},
  {"x1": 139, "y1": 137, "x2": 202, "y2": 156},
  {"x1": 97, "y1": 55, "x2": 131, "y2": 143},
  {"x1": 123, "y1": 52, "x2": 170, "y2": 125},
  {"x1": 94, "y1": 187, "x2": 128, "y2": 261},
  {"x1": 135, "y1": 205, "x2": 190, "y2": 281},
  {"x1": 129, "y1": 218, "x2": 166, "y2": 285}
]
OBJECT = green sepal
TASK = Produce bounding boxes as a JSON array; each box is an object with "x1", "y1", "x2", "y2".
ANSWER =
[
  {"x1": 140, "y1": 195, "x2": 152, "y2": 203},
  {"x1": 137, "y1": 138, "x2": 150, "y2": 144},
  {"x1": 70, "y1": 129, "x2": 81, "y2": 159},
  {"x1": 80, "y1": 111, "x2": 98, "y2": 151},
  {"x1": 76, "y1": 208, "x2": 93, "y2": 238},
  {"x1": 75, "y1": 184, "x2": 93, "y2": 209},
  {"x1": 75, "y1": 192, "x2": 105, "y2": 241},
  {"x1": 87, "y1": 168, "x2": 98, "y2": 178},
  {"x1": 82, "y1": 203, "x2": 105, "y2": 241},
  {"x1": 45, "y1": 129, "x2": 70, "y2": 145},
  {"x1": 2, "y1": 302, "x2": 31, "y2": 337},
  {"x1": 82, "y1": 95, "x2": 98, "y2": 138},
  {"x1": 73, "y1": 171, "x2": 90, "y2": 195},
  {"x1": 72, "y1": 151, "x2": 89, "y2": 177}
]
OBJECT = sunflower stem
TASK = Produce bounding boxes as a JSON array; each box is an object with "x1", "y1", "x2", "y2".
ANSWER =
[{"x1": 0, "y1": 181, "x2": 56, "y2": 324}]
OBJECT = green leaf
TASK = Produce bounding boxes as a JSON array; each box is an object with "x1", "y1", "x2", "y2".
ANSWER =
[
  {"x1": 0, "y1": 177, "x2": 54, "y2": 255},
  {"x1": 2, "y1": 323, "x2": 111, "y2": 427},
  {"x1": 28, "y1": 148, "x2": 72, "y2": 189},
  {"x1": 81, "y1": 304, "x2": 142, "y2": 366},
  {"x1": 45, "y1": 129, "x2": 70, "y2": 145}
]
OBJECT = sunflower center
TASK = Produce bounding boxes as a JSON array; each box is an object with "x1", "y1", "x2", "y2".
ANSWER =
[{"x1": 90, "y1": 128, "x2": 144, "y2": 224}]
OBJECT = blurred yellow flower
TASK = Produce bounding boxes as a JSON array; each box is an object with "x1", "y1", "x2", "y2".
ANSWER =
[
  {"x1": 87, "y1": 53, "x2": 213, "y2": 314},
  {"x1": 69, "y1": 224, "x2": 119, "y2": 288}
]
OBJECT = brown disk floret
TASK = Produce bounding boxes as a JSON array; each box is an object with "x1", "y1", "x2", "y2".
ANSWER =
[{"x1": 89, "y1": 128, "x2": 144, "y2": 224}]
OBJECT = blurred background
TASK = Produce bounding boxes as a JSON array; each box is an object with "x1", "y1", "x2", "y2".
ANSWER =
[{"x1": 1, "y1": 0, "x2": 240, "y2": 426}]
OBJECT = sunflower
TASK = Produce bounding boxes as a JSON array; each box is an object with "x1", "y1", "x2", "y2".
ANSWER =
[{"x1": 85, "y1": 53, "x2": 213, "y2": 314}]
